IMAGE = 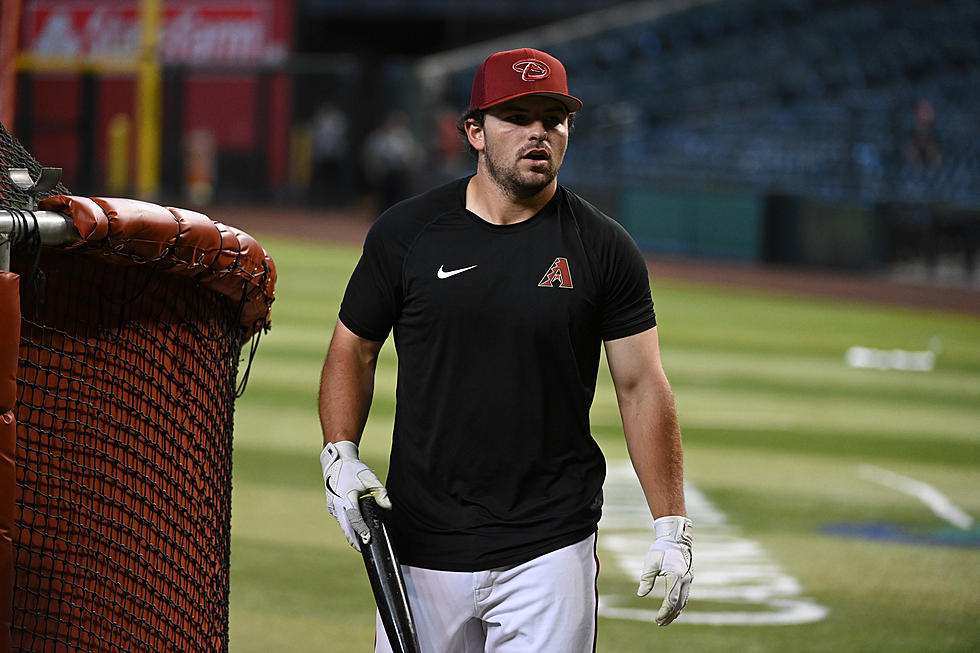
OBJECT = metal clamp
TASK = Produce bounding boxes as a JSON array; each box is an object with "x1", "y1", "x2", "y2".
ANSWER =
[
  {"x1": 2, "y1": 168, "x2": 77, "y2": 272},
  {"x1": 8, "y1": 167, "x2": 62, "y2": 211}
]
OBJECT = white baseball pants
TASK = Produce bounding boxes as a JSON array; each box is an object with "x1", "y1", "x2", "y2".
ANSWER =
[{"x1": 375, "y1": 534, "x2": 599, "y2": 653}]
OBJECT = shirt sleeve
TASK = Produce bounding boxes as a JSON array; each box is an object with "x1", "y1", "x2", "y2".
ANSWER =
[
  {"x1": 338, "y1": 217, "x2": 403, "y2": 342},
  {"x1": 597, "y1": 218, "x2": 657, "y2": 342}
]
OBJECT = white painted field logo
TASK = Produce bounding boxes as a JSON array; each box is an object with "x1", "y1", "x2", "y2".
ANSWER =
[
  {"x1": 513, "y1": 59, "x2": 551, "y2": 81},
  {"x1": 598, "y1": 463, "x2": 828, "y2": 626}
]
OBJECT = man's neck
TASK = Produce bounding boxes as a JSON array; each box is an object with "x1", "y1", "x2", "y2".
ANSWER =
[{"x1": 465, "y1": 171, "x2": 557, "y2": 226}]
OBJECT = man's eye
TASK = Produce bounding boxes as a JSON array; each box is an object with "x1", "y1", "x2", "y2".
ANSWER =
[{"x1": 501, "y1": 114, "x2": 564, "y2": 127}]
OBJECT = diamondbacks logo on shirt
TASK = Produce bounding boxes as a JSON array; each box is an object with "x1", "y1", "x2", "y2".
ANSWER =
[{"x1": 538, "y1": 257, "x2": 574, "y2": 288}]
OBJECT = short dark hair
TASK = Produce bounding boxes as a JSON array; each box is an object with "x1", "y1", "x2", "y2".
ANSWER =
[{"x1": 456, "y1": 107, "x2": 577, "y2": 158}]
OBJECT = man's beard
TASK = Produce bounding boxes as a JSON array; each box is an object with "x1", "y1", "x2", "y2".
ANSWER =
[{"x1": 483, "y1": 139, "x2": 559, "y2": 200}]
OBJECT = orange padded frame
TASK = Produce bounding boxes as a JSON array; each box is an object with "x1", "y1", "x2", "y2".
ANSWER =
[
  {"x1": 0, "y1": 272, "x2": 20, "y2": 653},
  {"x1": 37, "y1": 195, "x2": 276, "y2": 338}
]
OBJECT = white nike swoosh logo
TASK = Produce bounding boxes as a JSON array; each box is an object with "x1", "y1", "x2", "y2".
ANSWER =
[{"x1": 437, "y1": 264, "x2": 478, "y2": 279}]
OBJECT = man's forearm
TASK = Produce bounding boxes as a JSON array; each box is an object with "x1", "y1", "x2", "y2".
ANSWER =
[
  {"x1": 620, "y1": 372, "x2": 686, "y2": 519},
  {"x1": 318, "y1": 320, "x2": 382, "y2": 446}
]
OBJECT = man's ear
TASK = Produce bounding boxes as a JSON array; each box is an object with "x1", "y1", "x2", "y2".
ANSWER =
[{"x1": 464, "y1": 118, "x2": 486, "y2": 153}]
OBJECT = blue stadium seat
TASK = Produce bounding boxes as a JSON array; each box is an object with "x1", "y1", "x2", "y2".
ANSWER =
[{"x1": 440, "y1": 0, "x2": 980, "y2": 207}]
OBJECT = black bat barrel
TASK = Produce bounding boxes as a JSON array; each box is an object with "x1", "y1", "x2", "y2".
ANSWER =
[{"x1": 359, "y1": 495, "x2": 422, "y2": 653}]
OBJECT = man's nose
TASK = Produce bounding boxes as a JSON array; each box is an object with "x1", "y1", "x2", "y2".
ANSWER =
[{"x1": 527, "y1": 120, "x2": 547, "y2": 139}]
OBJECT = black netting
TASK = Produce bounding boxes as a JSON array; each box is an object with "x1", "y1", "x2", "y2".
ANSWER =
[
  {"x1": 0, "y1": 123, "x2": 71, "y2": 207},
  {"x1": 10, "y1": 246, "x2": 243, "y2": 652}
]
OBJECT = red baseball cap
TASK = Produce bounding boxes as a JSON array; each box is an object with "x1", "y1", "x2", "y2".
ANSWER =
[{"x1": 469, "y1": 48, "x2": 583, "y2": 113}]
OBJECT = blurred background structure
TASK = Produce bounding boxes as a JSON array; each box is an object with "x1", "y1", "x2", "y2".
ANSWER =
[{"x1": 3, "y1": 0, "x2": 979, "y2": 285}]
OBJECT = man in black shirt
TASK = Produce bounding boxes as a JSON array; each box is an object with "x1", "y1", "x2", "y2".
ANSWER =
[{"x1": 319, "y1": 48, "x2": 693, "y2": 652}]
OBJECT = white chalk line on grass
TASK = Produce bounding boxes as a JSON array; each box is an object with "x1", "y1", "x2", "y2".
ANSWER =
[
  {"x1": 598, "y1": 462, "x2": 829, "y2": 626},
  {"x1": 859, "y1": 464, "x2": 974, "y2": 529}
]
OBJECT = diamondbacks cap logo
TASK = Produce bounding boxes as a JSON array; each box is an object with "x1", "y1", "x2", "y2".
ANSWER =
[
  {"x1": 513, "y1": 59, "x2": 551, "y2": 82},
  {"x1": 538, "y1": 257, "x2": 573, "y2": 288}
]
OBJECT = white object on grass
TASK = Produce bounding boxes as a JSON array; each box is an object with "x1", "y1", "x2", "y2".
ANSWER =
[{"x1": 845, "y1": 346, "x2": 935, "y2": 371}]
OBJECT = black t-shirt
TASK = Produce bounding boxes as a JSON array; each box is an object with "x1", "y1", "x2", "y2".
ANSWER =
[{"x1": 339, "y1": 176, "x2": 656, "y2": 571}]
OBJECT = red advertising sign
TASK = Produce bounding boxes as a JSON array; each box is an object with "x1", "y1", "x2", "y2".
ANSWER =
[{"x1": 21, "y1": 0, "x2": 284, "y2": 64}]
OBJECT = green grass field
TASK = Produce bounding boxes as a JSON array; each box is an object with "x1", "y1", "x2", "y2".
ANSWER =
[{"x1": 227, "y1": 234, "x2": 980, "y2": 652}]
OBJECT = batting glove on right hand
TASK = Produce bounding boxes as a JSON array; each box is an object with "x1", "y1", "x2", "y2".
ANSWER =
[
  {"x1": 320, "y1": 440, "x2": 391, "y2": 551},
  {"x1": 637, "y1": 515, "x2": 693, "y2": 626}
]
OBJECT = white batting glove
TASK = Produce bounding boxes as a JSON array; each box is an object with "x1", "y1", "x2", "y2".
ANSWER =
[
  {"x1": 319, "y1": 440, "x2": 391, "y2": 551},
  {"x1": 637, "y1": 515, "x2": 693, "y2": 626}
]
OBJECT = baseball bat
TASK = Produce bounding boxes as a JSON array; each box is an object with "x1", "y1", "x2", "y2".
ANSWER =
[{"x1": 359, "y1": 495, "x2": 422, "y2": 653}]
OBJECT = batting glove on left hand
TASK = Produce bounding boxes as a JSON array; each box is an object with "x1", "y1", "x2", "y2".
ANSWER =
[
  {"x1": 637, "y1": 515, "x2": 693, "y2": 626},
  {"x1": 320, "y1": 440, "x2": 391, "y2": 551}
]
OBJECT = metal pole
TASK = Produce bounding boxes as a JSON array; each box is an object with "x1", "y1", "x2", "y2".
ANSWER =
[
  {"x1": 136, "y1": 0, "x2": 162, "y2": 199},
  {"x1": 0, "y1": 210, "x2": 81, "y2": 271}
]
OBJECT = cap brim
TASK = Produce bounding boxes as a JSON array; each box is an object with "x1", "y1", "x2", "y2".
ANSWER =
[{"x1": 476, "y1": 90, "x2": 583, "y2": 113}]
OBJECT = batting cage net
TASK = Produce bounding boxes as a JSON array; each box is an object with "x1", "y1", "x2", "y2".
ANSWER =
[{"x1": 0, "y1": 122, "x2": 276, "y2": 652}]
